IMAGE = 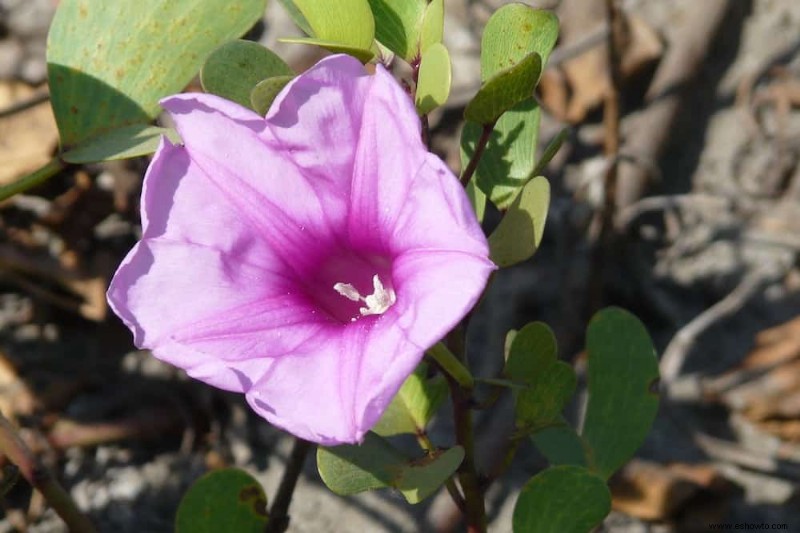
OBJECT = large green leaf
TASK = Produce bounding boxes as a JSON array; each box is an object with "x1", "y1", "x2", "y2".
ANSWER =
[
  {"x1": 481, "y1": 4, "x2": 558, "y2": 82},
  {"x1": 531, "y1": 423, "x2": 588, "y2": 467},
  {"x1": 175, "y1": 469, "x2": 268, "y2": 533},
  {"x1": 512, "y1": 466, "x2": 610, "y2": 533},
  {"x1": 61, "y1": 125, "x2": 180, "y2": 164},
  {"x1": 372, "y1": 364, "x2": 448, "y2": 437},
  {"x1": 47, "y1": 0, "x2": 266, "y2": 148},
  {"x1": 200, "y1": 40, "x2": 292, "y2": 109},
  {"x1": 279, "y1": 37, "x2": 375, "y2": 63},
  {"x1": 464, "y1": 52, "x2": 541, "y2": 125},
  {"x1": 415, "y1": 42, "x2": 451, "y2": 115},
  {"x1": 367, "y1": 0, "x2": 426, "y2": 61},
  {"x1": 488, "y1": 176, "x2": 550, "y2": 268},
  {"x1": 582, "y1": 308, "x2": 660, "y2": 479},
  {"x1": 276, "y1": 0, "x2": 313, "y2": 35},
  {"x1": 290, "y1": 0, "x2": 374, "y2": 51},
  {"x1": 505, "y1": 323, "x2": 575, "y2": 432},
  {"x1": 317, "y1": 433, "x2": 463, "y2": 504},
  {"x1": 460, "y1": 98, "x2": 541, "y2": 209}
]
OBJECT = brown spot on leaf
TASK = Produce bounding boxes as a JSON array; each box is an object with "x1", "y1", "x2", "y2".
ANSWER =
[
  {"x1": 238, "y1": 485, "x2": 268, "y2": 518},
  {"x1": 70, "y1": 105, "x2": 78, "y2": 115}
]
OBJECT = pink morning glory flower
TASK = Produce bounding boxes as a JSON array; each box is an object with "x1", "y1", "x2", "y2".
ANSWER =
[{"x1": 107, "y1": 54, "x2": 494, "y2": 445}]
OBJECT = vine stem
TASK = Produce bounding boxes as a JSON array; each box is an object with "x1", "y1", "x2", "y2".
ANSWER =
[
  {"x1": 0, "y1": 414, "x2": 95, "y2": 532},
  {"x1": 444, "y1": 326, "x2": 487, "y2": 532},
  {"x1": 0, "y1": 158, "x2": 67, "y2": 202},
  {"x1": 266, "y1": 438, "x2": 312, "y2": 533},
  {"x1": 448, "y1": 376, "x2": 486, "y2": 533},
  {"x1": 459, "y1": 122, "x2": 495, "y2": 188},
  {"x1": 410, "y1": 58, "x2": 432, "y2": 149},
  {"x1": 427, "y1": 342, "x2": 474, "y2": 389}
]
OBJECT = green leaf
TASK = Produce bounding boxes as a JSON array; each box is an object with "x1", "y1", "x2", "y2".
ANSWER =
[
  {"x1": 460, "y1": 98, "x2": 541, "y2": 209},
  {"x1": 505, "y1": 323, "x2": 575, "y2": 431},
  {"x1": 291, "y1": 0, "x2": 375, "y2": 51},
  {"x1": 415, "y1": 43, "x2": 451, "y2": 115},
  {"x1": 317, "y1": 433, "x2": 403, "y2": 495},
  {"x1": 531, "y1": 127, "x2": 569, "y2": 177},
  {"x1": 488, "y1": 176, "x2": 550, "y2": 268},
  {"x1": 47, "y1": 0, "x2": 266, "y2": 148},
  {"x1": 419, "y1": 0, "x2": 444, "y2": 54},
  {"x1": 200, "y1": 40, "x2": 292, "y2": 110},
  {"x1": 61, "y1": 125, "x2": 180, "y2": 163},
  {"x1": 396, "y1": 446, "x2": 464, "y2": 504},
  {"x1": 250, "y1": 76, "x2": 294, "y2": 116},
  {"x1": 279, "y1": 37, "x2": 374, "y2": 63},
  {"x1": 505, "y1": 322, "x2": 557, "y2": 381},
  {"x1": 317, "y1": 433, "x2": 463, "y2": 504},
  {"x1": 465, "y1": 52, "x2": 542, "y2": 125},
  {"x1": 515, "y1": 363, "x2": 574, "y2": 430},
  {"x1": 175, "y1": 468, "x2": 268, "y2": 533},
  {"x1": 372, "y1": 364, "x2": 448, "y2": 437},
  {"x1": 582, "y1": 308, "x2": 660, "y2": 479},
  {"x1": 531, "y1": 423, "x2": 588, "y2": 467},
  {"x1": 367, "y1": 0, "x2": 426, "y2": 61},
  {"x1": 512, "y1": 466, "x2": 610, "y2": 533},
  {"x1": 481, "y1": 5, "x2": 559, "y2": 82},
  {"x1": 276, "y1": 0, "x2": 314, "y2": 36},
  {"x1": 466, "y1": 179, "x2": 486, "y2": 223}
]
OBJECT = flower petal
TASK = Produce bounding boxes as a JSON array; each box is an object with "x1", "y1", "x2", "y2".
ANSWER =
[
  {"x1": 391, "y1": 249, "x2": 495, "y2": 349},
  {"x1": 161, "y1": 93, "x2": 341, "y2": 276},
  {"x1": 245, "y1": 317, "x2": 422, "y2": 444},
  {"x1": 347, "y1": 66, "x2": 487, "y2": 258},
  {"x1": 266, "y1": 54, "x2": 371, "y2": 197}
]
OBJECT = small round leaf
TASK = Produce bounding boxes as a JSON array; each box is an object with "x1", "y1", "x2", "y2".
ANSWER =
[
  {"x1": 465, "y1": 52, "x2": 541, "y2": 125},
  {"x1": 419, "y1": 0, "x2": 444, "y2": 54},
  {"x1": 512, "y1": 466, "x2": 610, "y2": 533},
  {"x1": 200, "y1": 40, "x2": 293, "y2": 110},
  {"x1": 481, "y1": 5, "x2": 559, "y2": 82},
  {"x1": 251, "y1": 76, "x2": 294, "y2": 116},
  {"x1": 175, "y1": 469, "x2": 268, "y2": 533},
  {"x1": 488, "y1": 176, "x2": 550, "y2": 267},
  {"x1": 367, "y1": 0, "x2": 427, "y2": 61},
  {"x1": 582, "y1": 308, "x2": 660, "y2": 479},
  {"x1": 415, "y1": 43, "x2": 451, "y2": 115}
]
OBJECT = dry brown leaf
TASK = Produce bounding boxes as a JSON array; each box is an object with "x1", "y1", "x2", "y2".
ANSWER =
[
  {"x1": 712, "y1": 316, "x2": 800, "y2": 443},
  {"x1": 0, "y1": 82, "x2": 58, "y2": 185},
  {"x1": 610, "y1": 459, "x2": 727, "y2": 522},
  {"x1": 540, "y1": 10, "x2": 663, "y2": 123},
  {"x1": 0, "y1": 352, "x2": 38, "y2": 421}
]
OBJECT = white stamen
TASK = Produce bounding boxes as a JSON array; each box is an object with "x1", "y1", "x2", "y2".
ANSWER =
[
  {"x1": 332, "y1": 274, "x2": 396, "y2": 317},
  {"x1": 333, "y1": 282, "x2": 361, "y2": 302}
]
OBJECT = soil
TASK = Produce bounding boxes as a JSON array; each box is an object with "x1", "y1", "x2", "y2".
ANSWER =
[{"x1": 1, "y1": 0, "x2": 800, "y2": 531}]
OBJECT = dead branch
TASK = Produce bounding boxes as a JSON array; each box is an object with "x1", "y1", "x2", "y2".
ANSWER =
[{"x1": 616, "y1": 0, "x2": 731, "y2": 209}]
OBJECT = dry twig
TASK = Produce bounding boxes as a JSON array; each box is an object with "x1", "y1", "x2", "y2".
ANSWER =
[{"x1": 661, "y1": 268, "x2": 773, "y2": 387}]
